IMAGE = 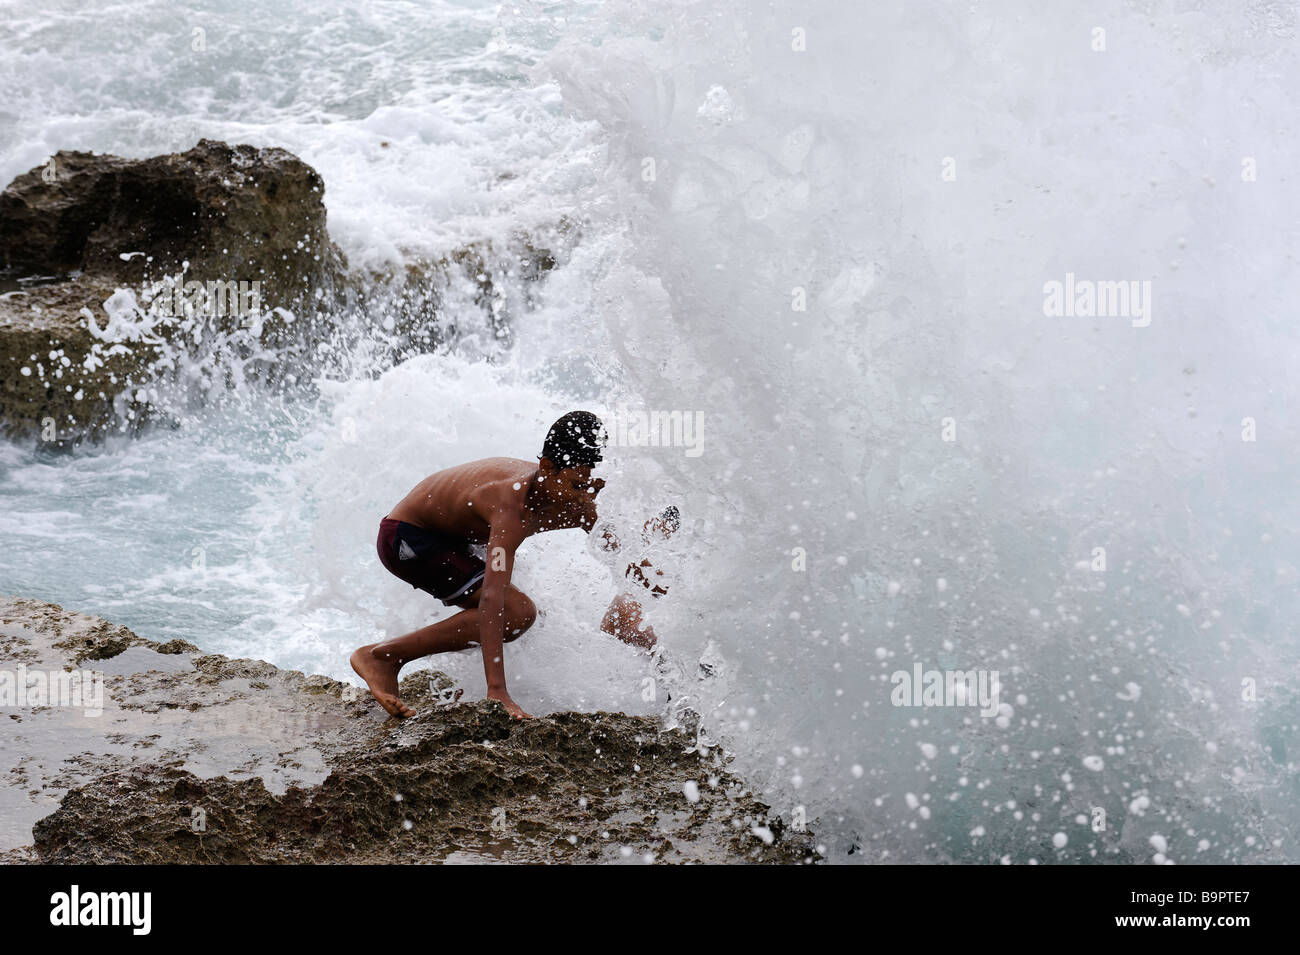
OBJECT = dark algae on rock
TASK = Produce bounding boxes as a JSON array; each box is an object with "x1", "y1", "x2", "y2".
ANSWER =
[{"x1": 1, "y1": 597, "x2": 817, "y2": 864}]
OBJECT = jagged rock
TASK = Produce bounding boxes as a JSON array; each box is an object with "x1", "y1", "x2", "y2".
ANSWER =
[
  {"x1": 0, "y1": 596, "x2": 817, "y2": 864},
  {"x1": 0, "y1": 140, "x2": 345, "y2": 442},
  {"x1": 0, "y1": 142, "x2": 572, "y2": 444},
  {"x1": 345, "y1": 228, "x2": 568, "y2": 356},
  {"x1": 0, "y1": 140, "x2": 341, "y2": 283}
]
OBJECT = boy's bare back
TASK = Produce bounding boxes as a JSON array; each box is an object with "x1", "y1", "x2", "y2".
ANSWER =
[{"x1": 387, "y1": 457, "x2": 536, "y2": 542}]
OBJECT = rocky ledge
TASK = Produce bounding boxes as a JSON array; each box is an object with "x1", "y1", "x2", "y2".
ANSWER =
[{"x1": 0, "y1": 596, "x2": 815, "y2": 864}]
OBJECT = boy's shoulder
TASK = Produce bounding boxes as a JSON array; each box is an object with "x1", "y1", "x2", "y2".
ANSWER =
[
  {"x1": 437, "y1": 457, "x2": 533, "y2": 486},
  {"x1": 464, "y1": 461, "x2": 532, "y2": 520},
  {"x1": 459, "y1": 456, "x2": 535, "y2": 475}
]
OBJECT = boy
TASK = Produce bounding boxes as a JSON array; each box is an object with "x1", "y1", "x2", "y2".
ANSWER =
[{"x1": 351, "y1": 411, "x2": 606, "y2": 720}]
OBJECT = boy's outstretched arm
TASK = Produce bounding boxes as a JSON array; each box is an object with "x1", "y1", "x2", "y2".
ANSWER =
[{"x1": 477, "y1": 509, "x2": 529, "y2": 718}]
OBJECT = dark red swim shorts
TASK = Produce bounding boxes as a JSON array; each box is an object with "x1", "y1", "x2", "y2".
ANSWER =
[{"x1": 376, "y1": 517, "x2": 485, "y2": 605}]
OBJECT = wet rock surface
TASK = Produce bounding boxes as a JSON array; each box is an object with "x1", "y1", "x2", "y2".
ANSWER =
[
  {"x1": 0, "y1": 140, "x2": 341, "y2": 284},
  {"x1": 0, "y1": 597, "x2": 816, "y2": 864}
]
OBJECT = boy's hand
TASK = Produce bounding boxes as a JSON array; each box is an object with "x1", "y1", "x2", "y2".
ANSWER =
[
  {"x1": 599, "y1": 524, "x2": 621, "y2": 552},
  {"x1": 487, "y1": 689, "x2": 533, "y2": 719}
]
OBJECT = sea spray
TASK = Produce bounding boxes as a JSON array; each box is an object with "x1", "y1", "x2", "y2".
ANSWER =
[{"x1": 541, "y1": 0, "x2": 1300, "y2": 861}]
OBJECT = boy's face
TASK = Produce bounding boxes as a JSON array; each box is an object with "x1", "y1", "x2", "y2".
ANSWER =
[{"x1": 539, "y1": 459, "x2": 605, "y2": 515}]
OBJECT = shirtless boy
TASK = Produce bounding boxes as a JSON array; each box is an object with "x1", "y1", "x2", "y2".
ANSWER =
[{"x1": 351, "y1": 411, "x2": 605, "y2": 720}]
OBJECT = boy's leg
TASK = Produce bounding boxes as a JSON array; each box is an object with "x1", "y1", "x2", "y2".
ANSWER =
[{"x1": 351, "y1": 585, "x2": 536, "y2": 717}]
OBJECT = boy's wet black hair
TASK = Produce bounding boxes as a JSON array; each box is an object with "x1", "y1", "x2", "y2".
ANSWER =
[{"x1": 540, "y1": 411, "x2": 606, "y2": 468}]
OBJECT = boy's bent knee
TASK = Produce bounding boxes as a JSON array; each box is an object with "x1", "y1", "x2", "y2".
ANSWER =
[{"x1": 503, "y1": 590, "x2": 537, "y2": 640}]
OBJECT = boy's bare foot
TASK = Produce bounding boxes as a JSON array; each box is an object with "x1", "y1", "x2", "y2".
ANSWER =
[
  {"x1": 350, "y1": 644, "x2": 415, "y2": 718},
  {"x1": 486, "y1": 689, "x2": 532, "y2": 719}
]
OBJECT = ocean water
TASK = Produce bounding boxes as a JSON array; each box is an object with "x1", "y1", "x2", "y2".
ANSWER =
[{"x1": 1, "y1": 0, "x2": 1298, "y2": 863}]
